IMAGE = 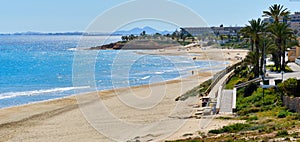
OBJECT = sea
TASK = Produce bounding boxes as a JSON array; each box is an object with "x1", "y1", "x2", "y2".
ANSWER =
[{"x1": 0, "y1": 35, "x2": 227, "y2": 108}]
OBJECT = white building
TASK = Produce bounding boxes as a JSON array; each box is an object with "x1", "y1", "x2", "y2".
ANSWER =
[{"x1": 289, "y1": 12, "x2": 300, "y2": 34}]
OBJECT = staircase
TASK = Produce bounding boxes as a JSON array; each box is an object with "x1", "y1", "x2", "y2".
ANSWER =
[{"x1": 219, "y1": 90, "x2": 233, "y2": 114}]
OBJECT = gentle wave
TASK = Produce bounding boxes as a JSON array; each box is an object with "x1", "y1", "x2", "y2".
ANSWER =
[
  {"x1": 154, "y1": 71, "x2": 164, "y2": 74},
  {"x1": 141, "y1": 76, "x2": 151, "y2": 80},
  {"x1": 67, "y1": 48, "x2": 77, "y2": 51},
  {"x1": 0, "y1": 86, "x2": 90, "y2": 100}
]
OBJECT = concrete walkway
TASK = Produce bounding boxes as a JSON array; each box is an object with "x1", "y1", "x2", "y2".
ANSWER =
[
  {"x1": 266, "y1": 63, "x2": 300, "y2": 81},
  {"x1": 219, "y1": 90, "x2": 233, "y2": 114},
  {"x1": 208, "y1": 71, "x2": 234, "y2": 98},
  {"x1": 207, "y1": 70, "x2": 235, "y2": 114}
]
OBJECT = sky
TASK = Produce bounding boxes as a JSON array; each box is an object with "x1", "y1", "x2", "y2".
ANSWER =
[{"x1": 0, "y1": 0, "x2": 299, "y2": 33}]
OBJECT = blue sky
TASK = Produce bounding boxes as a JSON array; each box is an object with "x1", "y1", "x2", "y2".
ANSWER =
[{"x1": 0, "y1": 0, "x2": 299, "y2": 33}]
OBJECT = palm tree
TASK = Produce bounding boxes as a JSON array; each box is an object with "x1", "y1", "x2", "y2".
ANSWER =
[
  {"x1": 263, "y1": 4, "x2": 294, "y2": 73},
  {"x1": 244, "y1": 51, "x2": 257, "y2": 67},
  {"x1": 265, "y1": 39, "x2": 281, "y2": 71},
  {"x1": 263, "y1": 4, "x2": 290, "y2": 24},
  {"x1": 268, "y1": 22, "x2": 294, "y2": 72},
  {"x1": 240, "y1": 26, "x2": 254, "y2": 51},
  {"x1": 240, "y1": 18, "x2": 267, "y2": 77}
]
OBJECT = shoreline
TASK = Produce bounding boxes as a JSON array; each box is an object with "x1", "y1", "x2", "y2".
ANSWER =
[
  {"x1": 0, "y1": 71, "x2": 206, "y2": 110},
  {"x1": 0, "y1": 45, "x2": 232, "y2": 110},
  {"x1": 0, "y1": 70, "x2": 212, "y2": 141},
  {"x1": 0, "y1": 46, "x2": 249, "y2": 142},
  {"x1": 0, "y1": 61, "x2": 224, "y2": 111}
]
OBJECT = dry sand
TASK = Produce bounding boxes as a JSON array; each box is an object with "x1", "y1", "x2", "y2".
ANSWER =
[{"x1": 0, "y1": 45, "x2": 248, "y2": 142}]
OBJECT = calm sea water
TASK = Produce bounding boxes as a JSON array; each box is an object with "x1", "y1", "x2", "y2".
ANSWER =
[{"x1": 0, "y1": 35, "x2": 226, "y2": 108}]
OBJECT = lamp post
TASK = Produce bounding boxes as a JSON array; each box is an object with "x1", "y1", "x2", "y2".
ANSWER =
[
  {"x1": 261, "y1": 32, "x2": 266, "y2": 104},
  {"x1": 263, "y1": 32, "x2": 267, "y2": 77},
  {"x1": 281, "y1": 71, "x2": 284, "y2": 82},
  {"x1": 258, "y1": 31, "x2": 269, "y2": 105}
]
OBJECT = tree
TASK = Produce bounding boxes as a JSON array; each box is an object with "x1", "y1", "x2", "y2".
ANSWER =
[
  {"x1": 268, "y1": 22, "x2": 294, "y2": 72},
  {"x1": 293, "y1": 29, "x2": 298, "y2": 35},
  {"x1": 140, "y1": 31, "x2": 146, "y2": 36},
  {"x1": 240, "y1": 25, "x2": 254, "y2": 51},
  {"x1": 265, "y1": 38, "x2": 280, "y2": 71},
  {"x1": 244, "y1": 51, "x2": 257, "y2": 67},
  {"x1": 240, "y1": 18, "x2": 267, "y2": 77},
  {"x1": 121, "y1": 36, "x2": 128, "y2": 41},
  {"x1": 263, "y1": 4, "x2": 295, "y2": 73},
  {"x1": 263, "y1": 4, "x2": 290, "y2": 24},
  {"x1": 171, "y1": 30, "x2": 179, "y2": 41}
]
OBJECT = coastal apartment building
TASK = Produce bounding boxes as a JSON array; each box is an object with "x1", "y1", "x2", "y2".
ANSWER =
[
  {"x1": 289, "y1": 12, "x2": 300, "y2": 34},
  {"x1": 182, "y1": 27, "x2": 242, "y2": 36}
]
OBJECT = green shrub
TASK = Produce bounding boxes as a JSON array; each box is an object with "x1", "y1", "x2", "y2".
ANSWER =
[
  {"x1": 223, "y1": 123, "x2": 251, "y2": 133},
  {"x1": 247, "y1": 115, "x2": 258, "y2": 121},
  {"x1": 244, "y1": 83, "x2": 258, "y2": 97},
  {"x1": 278, "y1": 110, "x2": 291, "y2": 118},
  {"x1": 246, "y1": 124, "x2": 264, "y2": 131},
  {"x1": 177, "y1": 79, "x2": 212, "y2": 101},
  {"x1": 216, "y1": 116, "x2": 234, "y2": 120},
  {"x1": 266, "y1": 65, "x2": 293, "y2": 73},
  {"x1": 278, "y1": 78, "x2": 298, "y2": 97},
  {"x1": 261, "y1": 105, "x2": 275, "y2": 111},
  {"x1": 208, "y1": 129, "x2": 222, "y2": 134},
  {"x1": 291, "y1": 113, "x2": 300, "y2": 120},
  {"x1": 237, "y1": 107, "x2": 260, "y2": 116},
  {"x1": 208, "y1": 123, "x2": 251, "y2": 134},
  {"x1": 276, "y1": 130, "x2": 289, "y2": 137},
  {"x1": 291, "y1": 132, "x2": 299, "y2": 138},
  {"x1": 182, "y1": 133, "x2": 193, "y2": 137}
]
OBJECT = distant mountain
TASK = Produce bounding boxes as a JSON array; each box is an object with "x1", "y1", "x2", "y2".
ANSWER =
[
  {"x1": 0, "y1": 32, "x2": 85, "y2": 36},
  {"x1": 0, "y1": 32, "x2": 118, "y2": 36},
  {"x1": 0, "y1": 27, "x2": 173, "y2": 36},
  {"x1": 113, "y1": 26, "x2": 173, "y2": 35}
]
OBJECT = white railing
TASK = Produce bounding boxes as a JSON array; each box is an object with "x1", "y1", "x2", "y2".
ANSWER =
[
  {"x1": 296, "y1": 58, "x2": 300, "y2": 66},
  {"x1": 232, "y1": 88, "x2": 237, "y2": 111},
  {"x1": 216, "y1": 85, "x2": 222, "y2": 111}
]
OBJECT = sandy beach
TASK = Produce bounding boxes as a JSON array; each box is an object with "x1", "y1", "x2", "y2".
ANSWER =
[{"x1": 0, "y1": 46, "x2": 248, "y2": 142}]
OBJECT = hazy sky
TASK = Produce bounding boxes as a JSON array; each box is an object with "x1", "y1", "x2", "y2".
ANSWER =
[{"x1": 0, "y1": 0, "x2": 299, "y2": 33}]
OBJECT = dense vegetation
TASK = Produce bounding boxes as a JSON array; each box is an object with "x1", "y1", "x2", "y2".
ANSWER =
[
  {"x1": 167, "y1": 4, "x2": 300, "y2": 141},
  {"x1": 175, "y1": 79, "x2": 212, "y2": 101},
  {"x1": 169, "y1": 65, "x2": 300, "y2": 141},
  {"x1": 239, "y1": 4, "x2": 299, "y2": 76},
  {"x1": 205, "y1": 78, "x2": 300, "y2": 141}
]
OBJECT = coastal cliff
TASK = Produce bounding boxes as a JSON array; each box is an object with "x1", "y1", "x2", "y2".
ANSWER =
[
  {"x1": 88, "y1": 39, "x2": 181, "y2": 50},
  {"x1": 89, "y1": 41, "x2": 126, "y2": 50}
]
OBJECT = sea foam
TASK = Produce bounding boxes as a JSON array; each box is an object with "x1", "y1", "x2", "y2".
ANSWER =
[{"x1": 0, "y1": 86, "x2": 90, "y2": 100}]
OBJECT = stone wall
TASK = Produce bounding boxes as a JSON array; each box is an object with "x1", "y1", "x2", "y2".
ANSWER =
[{"x1": 283, "y1": 96, "x2": 300, "y2": 113}]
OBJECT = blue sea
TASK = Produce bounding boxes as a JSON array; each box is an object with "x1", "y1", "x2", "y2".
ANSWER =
[{"x1": 0, "y1": 35, "x2": 226, "y2": 108}]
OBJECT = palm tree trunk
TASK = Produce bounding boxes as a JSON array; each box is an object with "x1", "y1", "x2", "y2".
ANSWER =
[
  {"x1": 250, "y1": 38, "x2": 254, "y2": 51},
  {"x1": 281, "y1": 40, "x2": 286, "y2": 72},
  {"x1": 276, "y1": 38, "x2": 282, "y2": 72},
  {"x1": 282, "y1": 51, "x2": 285, "y2": 72},
  {"x1": 260, "y1": 48, "x2": 264, "y2": 76},
  {"x1": 254, "y1": 39, "x2": 260, "y2": 77},
  {"x1": 272, "y1": 53, "x2": 280, "y2": 71}
]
